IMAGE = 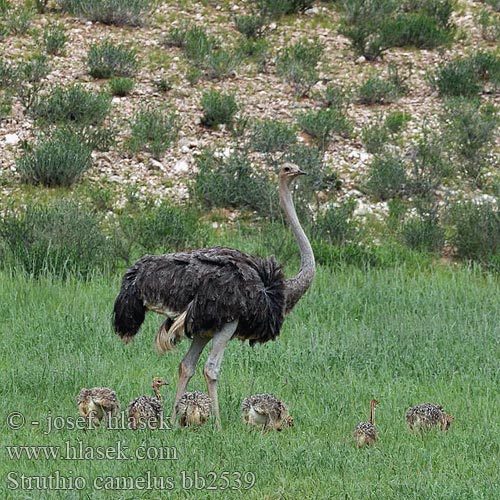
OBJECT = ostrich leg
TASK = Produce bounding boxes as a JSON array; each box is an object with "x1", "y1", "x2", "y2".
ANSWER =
[
  {"x1": 203, "y1": 320, "x2": 238, "y2": 430},
  {"x1": 171, "y1": 335, "x2": 210, "y2": 423}
]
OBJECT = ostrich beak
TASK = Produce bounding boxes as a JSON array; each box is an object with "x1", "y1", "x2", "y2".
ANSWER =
[{"x1": 297, "y1": 169, "x2": 307, "y2": 176}]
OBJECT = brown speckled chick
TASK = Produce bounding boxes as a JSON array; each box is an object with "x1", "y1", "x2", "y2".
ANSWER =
[
  {"x1": 175, "y1": 391, "x2": 212, "y2": 427},
  {"x1": 128, "y1": 377, "x2": 168, "y2": 430},
  {"x1": 76, "y1": 387, "x2": 120, "y2": 426},
  {"x1": 406, "y1": 402, "x2": 454, "y2": 431},
  {"x1": 241, "y1": 394, "x2": 293, "y2": 431},
  {"x1": 353, "y1": 399, "x2": 379, "y2": 447}
]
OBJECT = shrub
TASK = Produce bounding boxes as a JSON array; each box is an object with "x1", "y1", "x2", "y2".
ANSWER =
[
  {"x1": 338, "y1": 0, "x2": 397, "y2": 61},
  {"x1": 384, "y1": 110, "x2": 411, "y2": 133},
  {"x1": 0, "y1": 200, "x2": 111, "y2": 278},
  {"x1": 0, "y1": 0, "x2": 10, "y2": 14},
  {"x1": 440, "y1": 97, "x2": 499, "y2": 184},
  {"x1": 18, "y1": 53, "x2": 51, "y2": 83},
  {"x1": 361, "y1": 119, "x2": 390, "y2": 154},
  {"x1": 249, "y1": 119, "x2": 297, "y2": 153},
  {"x1": 204, "y1": 48, "x2": 241, "y2": 80},
  {"x1": 183, "y1": 26, "x2": 215, "y2": 65},
  {"x1": 131, "y1": 201, "x2": 208, "y2": 252},
  {"x1": 191, "y1": 150, "x2": 277, "y2": 216},
  {"x1": 234, "y1": 14, "x2": 266, "y2": 39},
  {"x1": 87, "y1": 41, "x2": 138, "y2": 79},
  {"x1": 254, "y1": 0, "x2": 314, "y2": 18},
  {"x1": 16, "y1": 128, "x2": 93, "y2": 187},
  {"x1": 108, "y1": 76, "x2": 135, "y2": 96},
  {"x1": 0, "y1": 59, "x2": 18, "y2": 88},
  {"x1": 320, "y1": 82, "x2": 352, "y2": 111},
  {"x1": 358, "y1": 65, "x2": 408, "y2": 104},
  {"x1": 275, "y1": 38, "x2": 324, "y2": 96},
  {"x1": 314, "y1": 199, "x2": 357, "y2": 246},
  {"x1": 387, "y1": 7, "x2": 455, "y2": 49},
  {"x1": 128, "y1": 108, "x2": 178, "y2": 158},
  {"x1": 42, "y1": 22, "x2": 67, "y2": 56},
  {"x1": 476, "y1": 9, "x2": 500, "y2": 42},
  {"x1": 365, "y1": 153, "x2": 407, "y2": 200},
  {"x1": 430, "y1": 58, "x2": 481, "y2": 97},
  {"x1": 406, "y1": 131, "x2": 449, "y2": 199},
  {"x1": 449, "y1": 199, "x2": 500, "y2": 263},
  {"x1": 3, "y1": 6, "x2": 34, "y2": 35},
  {"x1": 58, "y1": 0, "x2": 156, "y2": 27},
  {"x1": 362, "y1": 111, "x2": 410, "y2": 153},
  {"x1": 200, "y1": 90, "x2": 238, "y2": 129},
  {"x1": 402, "y1": 214, "x2": 444, "y2": 252},
  {"x1": 30, "y1": 84, "x2": 111, "y2": 126},
  {"x1": 296, "y1": 107, "x2": 352, "y2": 149}
]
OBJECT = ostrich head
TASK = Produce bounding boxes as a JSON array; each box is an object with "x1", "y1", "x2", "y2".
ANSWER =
[
  {"x1": 152, "y1": 377, "x2": 168, "y2": 389},
  {"x1": 278, "y1": 163, "x2": 306, "y2": 184},
  {"x1": 441, "y1": 413, "x2": 455, "y2": 431}
]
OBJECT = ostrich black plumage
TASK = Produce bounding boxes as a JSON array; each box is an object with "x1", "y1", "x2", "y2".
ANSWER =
[{"x1": 112, "y1": 164, "x2": 316, "y2": 428}]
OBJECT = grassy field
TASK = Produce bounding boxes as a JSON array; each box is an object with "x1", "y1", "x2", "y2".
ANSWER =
[{"x1": 1, "y1": 257, "x2": 499, "y2": 499}]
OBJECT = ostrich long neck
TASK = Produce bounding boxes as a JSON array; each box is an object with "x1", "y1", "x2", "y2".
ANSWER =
[
  {"x1": 279, "y1": 177, "x2": 315, "y2": 313},
  {"x1": 370, "y1": 402, "x2": 376, "y2": 426},
  {"x1": 153, "y1": 386, "x2": 162, "y2": 403}
]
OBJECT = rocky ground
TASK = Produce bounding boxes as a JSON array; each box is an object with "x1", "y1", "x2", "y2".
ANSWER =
[{"x1": 1, "y1": 0, "x2": 499, "y2": 221}]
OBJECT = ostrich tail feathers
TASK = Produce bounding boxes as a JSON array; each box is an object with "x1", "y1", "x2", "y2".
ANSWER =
[
  {"x1": 155, "y1": 311, "x2": 188, "y2": 354},
  {"x1": 112, "y1": 265, "x2": 146, "y2": 342}
]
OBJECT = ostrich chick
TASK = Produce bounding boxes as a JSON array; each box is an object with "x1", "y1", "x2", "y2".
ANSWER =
[
  {"x1": 241, "y1": 394, "x2": 293, "y2": 431},
  {"x1": 406, "y1": 402, "x2": 454, "y2": 432},
  {"x1": 175, "y1": 391, "x2": 212, "y2": 427},
  {"x1": 353, "y1": 399, "x2": 379, "y2": 447},
  {"x1": 76, "y1": 387, "x2": 119, "y2": 426},
  {"x1": 128, "y1": 377, "x2": 168, "y2": 430}
]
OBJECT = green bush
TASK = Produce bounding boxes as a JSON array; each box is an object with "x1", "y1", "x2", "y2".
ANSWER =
[
  {"x1": 358, "y1": 66, "x2": 408, "y2": 104},
  {"x1": 338, "y1": 0, "x2": 398, "y2": 61},
  {"x1": 183, "y1": 26, "x2": 215, "y2": 65},
  {"x1": 361, "y1": 119, "x2": 390, "y2": 154},
  {"x1": 234, "y1": 14, "x2": 266, "y2": 39},
  {"x1": 449, "y1": 199, "x2": 500, "y2": 263},
  {"x1": 402, "y1": 214, "x2": 444, "y2": 252},
  {"x1": 16, "y1": 128, "x2": 93, "y2": 187},
  {"x1": 3, "y1": 6, "x2": 34, "y2": 35},
  {"x1": 131, "y1": 201, "x2": 208, "y2": 253},
  {"x1": 127, "y1": 108, "x2": 178, "y2": 158},
  {"x1": 440, "y1": 97, "x2": 499, "y2": 184},
  {"x1": 58, "y1": 0, "x2": 156, "y2": 27},
  {"x1": 87, "y1": 41, "x2": 138, "y2": 79},
  {"x1": 296, "y1": 107, "x2": 352, "y2": 149},
  {"x1": 254, "y1": 0, "x2": 314, "y2": 18},
  {"x1": 476, "y1": 9, "x2": 500, "y2": 42},
  {"x1": 366, "y1": 153, "x2": 407, "y2": 200},
  {"x1": 200, "y1": 90, "x2": 238, "y2": 129},
  {"x1": 30, "y1": 84, "x2": 111, "y2": 126},
  {"x1": 17, "y1": 53, "x2": 51, "y2": 84},
  {"x1": 481, "y1": 0, "x2": 500, "y2": 12},
  {"x1": 314, "y1": 199, "x2": 357, "y2": 246},
  {"x1": 42, "y1": 22, "x2": 67, "y2": 56},
  {"x1": 191, "y1": 150, "x2": 277, "y2": 216},
  {"x1": 319, "y1": 82, "x2": 352, "y2": 111},
  {"x1": 0, "y1": 200, "x2": 111, "y2": 278},
  {"x1": 448, "y1": 51, "x2": 500, "y2": 96},
  {"x1": 0, "y1": 0, "x2": 10, "y2": 14},
  {"x1": 204, "y1": 48, "x2": 241, "y2": 80},
  {"x1": 339, "y1": 0, "x2": 455, "y2": 59},
  {"x1": 108, "y1": 77, "x2": 135, "y2": 96},
  {"x1": 249, "y1": 119, "x2": 297, "y2": 153},
  {"x1": 385, "y1": 110, "x2": 411, "y2": 133},
  {"x1": 276, "y1": 38, "x2": 324, "y2": 96}
]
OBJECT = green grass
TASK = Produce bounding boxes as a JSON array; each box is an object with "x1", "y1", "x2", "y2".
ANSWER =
[{"x1": 1, "y1": 260, "x2": 499, "y2": 498}]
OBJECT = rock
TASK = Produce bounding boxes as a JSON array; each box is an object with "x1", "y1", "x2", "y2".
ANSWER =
[
  {"x1": 355, "y1": 55, "x2": 366, "y2": 64},
  {"x1": 353, "y1": 201, "x2": 373, "y2": 217},
  {"x1": 174, "y1": 159, "x2": 190, "y2": 174},
  {"x1": 150, "y1": 159, "x2": 165, "y2": 171},
  {"x1": 5, "y1": 134, "x2": 20, "y2": 145}
]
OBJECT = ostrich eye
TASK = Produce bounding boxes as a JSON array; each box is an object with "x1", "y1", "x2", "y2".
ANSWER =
[{"x1": 283, "y1": 166, "x2": 290, "y2": 172}]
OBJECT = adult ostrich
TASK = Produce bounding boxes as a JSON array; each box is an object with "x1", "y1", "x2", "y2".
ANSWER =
[{"x1": 112, "y1": 164, "x2": 315, "y2": 428}]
